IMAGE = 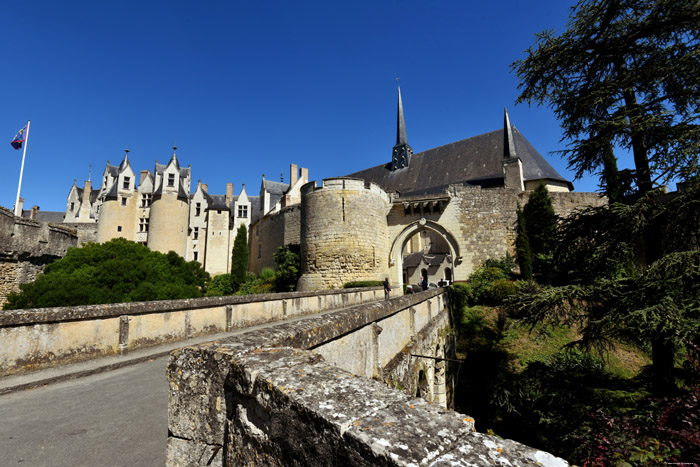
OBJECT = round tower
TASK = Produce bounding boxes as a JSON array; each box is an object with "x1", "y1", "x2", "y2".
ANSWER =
[
  {"x1": 147, "y1": 191, "x2": 189, "y2": 256},
  {"x1": 95, "y1": 198, "x2": 121, "y2": 244},
  {"x1": 297, "y1": 178, "x2": 391, "y2": 291}
]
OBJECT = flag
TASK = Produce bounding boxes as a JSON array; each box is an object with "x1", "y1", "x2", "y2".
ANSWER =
[{"x1": 11, "y1": 125, "x2": 27, "y2": 150}]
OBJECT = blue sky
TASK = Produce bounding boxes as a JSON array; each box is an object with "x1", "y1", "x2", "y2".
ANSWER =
[{"x1": 2, "y1": 0, "x2": 604, "y2": 213}]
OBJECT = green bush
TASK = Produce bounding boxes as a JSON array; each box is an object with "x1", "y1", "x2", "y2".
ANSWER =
[
  {"x1": 274, "y1": 244, "x2": 300, "y2": 292},
  {"x1": 3, "y1": 238, "x2": 209, "y2": 309},
  {"x1": 486, "y1": 279, "x2": 518, "y2": 305},
  {"x1": 343, "y1": 280, "x2": 384, "y2": 288},
  {"x1": 205, "y1": 274, "x2": 233, "y2": 296},
  {"x1": 236, "y1": 269, "x2": 276, "y2": 295}
]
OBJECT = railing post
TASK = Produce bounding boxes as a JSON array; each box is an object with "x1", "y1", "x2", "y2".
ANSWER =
[{"x1": 118, "y1": 315, "x2": 129, "y2": 355}]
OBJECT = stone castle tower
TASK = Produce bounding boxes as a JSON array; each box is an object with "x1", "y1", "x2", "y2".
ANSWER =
[{"x1": 297, "y1": 178, "x2": 391, "y2": 290}]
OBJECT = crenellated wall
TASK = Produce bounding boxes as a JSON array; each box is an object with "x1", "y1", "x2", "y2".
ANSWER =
[{"x1": 0, "y1": 206, "x2": 77, "y2": 307}]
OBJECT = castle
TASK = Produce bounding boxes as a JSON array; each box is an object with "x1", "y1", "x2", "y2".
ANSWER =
[{"x1": 62, "y1": 88, "x2": 604, "y2": 287}]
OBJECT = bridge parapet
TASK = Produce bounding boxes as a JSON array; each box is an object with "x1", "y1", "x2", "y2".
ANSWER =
[
  {"x1": 166, "y1": 290, "x2": 568, "y2": 466},
  {"x1": 0, "y1": 286, "x2": 399, "y2": 378}
]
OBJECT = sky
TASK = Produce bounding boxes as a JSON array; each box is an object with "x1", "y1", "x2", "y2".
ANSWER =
[{"x1": 1, "y1": 0, "x2": 605, "y2": 214}]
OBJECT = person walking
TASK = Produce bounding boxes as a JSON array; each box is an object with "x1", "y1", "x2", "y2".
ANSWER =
[
  {"x1": 420, "y1": 276, "x2": 428, "y2": 291},
  {"x1": 383, "y1": 277, "x2": 391, "y2": 300}
]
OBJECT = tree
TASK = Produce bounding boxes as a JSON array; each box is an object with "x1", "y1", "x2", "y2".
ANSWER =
[
  {"x1": 515, "y1": 203, "x2": 533, "y2": 280},
  {"x1": 3, "y1": 238, "x2": 209, "y2": 309},
  {"x1": 273, "y1": 244, "x2": 300, "y2": 292},
  {"x1": 523, "y1": 183, "x2": 558, "y2": 278},
  {"x1": 230, "y1": 224, "x2": 248, "y2": 293},
  {"x1": 509, "y1": 183, "x2": 700, "y2": 393},
  {"x1": 512, "y1": 0, "x2": 700, "y2": 196}
]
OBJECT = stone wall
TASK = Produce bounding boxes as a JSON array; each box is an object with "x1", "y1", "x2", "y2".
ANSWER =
[
  {"x1": 63, "y1": 222, "x2": 98, "y2": 246},
  {"x1": 166, "y1": 290, "x2": 567, "y2": 466},
  {"x1": 0, "y1": 207, "x2": 77, "y2": 307},
  {"x1": 249, "y1": 205, "x2": 301, "y2": 274},
  {"x1": 298, "y1": 178, "x2": 391, "y2": 290},
  {"x1": 0, "y1": 286, "x2": 397, "y2": 377}
]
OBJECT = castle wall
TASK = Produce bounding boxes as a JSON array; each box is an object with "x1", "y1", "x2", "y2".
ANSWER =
[
  {"x1": 63, "y1": 223, "x2": 98, "y2": 246},
  {"x1": 0, "y1": 207, "x2": 77, "y2": 307},
  {"x1": 148, "y1": 193, "x2": 189, "y2": 256},
  {"x1": 298, "y1": 178, "x2": 391, "y2": 290},
  {"x1": 204, "y1": 208, "x2": 230, "y2": 276},
  {"x1": 249, "y1": 204, "x2": 301, "y2": 274}
]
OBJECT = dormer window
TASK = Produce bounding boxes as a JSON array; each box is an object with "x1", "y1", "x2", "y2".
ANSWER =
[
  {"x1": 123, "y1": 177, "x2": 130, "y2": 190},
  {"x1": 70, "y1": 202, "x2": 75, "y2": 211},
  {"x1": 238, "y1": 205, "x2": 248, "y2": 218},
  {"x1": 195, "y1": 203, "x2": 201, "y2": 216},
  {"x1": 168, "y1": 174, "x2": 175, "y2": 187}
]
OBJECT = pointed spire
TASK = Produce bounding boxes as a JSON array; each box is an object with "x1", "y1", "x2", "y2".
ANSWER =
[
  {"x1": 391, "y1": 84, "x2": 413, "y2": 171},
  {"x1": 396, "y1": 86, "x2": 408, "y2": 146},
  {"x1": 503, "y1": 108, "x2": 517, "y2": 159},
  {"x1": 119, "y1": 148, "x2": 131, "y2": 172}
]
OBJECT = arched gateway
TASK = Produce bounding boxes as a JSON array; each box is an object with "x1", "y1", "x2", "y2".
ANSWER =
[{"x1": 388, "y1": 219, "x2": 461, "y2": 288}]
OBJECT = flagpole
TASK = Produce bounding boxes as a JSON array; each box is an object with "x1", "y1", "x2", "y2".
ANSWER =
[{"x1": 14, "y1": 120, "x2": 30, "y2": 217}]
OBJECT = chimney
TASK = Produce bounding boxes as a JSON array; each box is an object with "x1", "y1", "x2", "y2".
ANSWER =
[
  {"x1": 290, "y1": 164, "x2": 298, "y2": 187},
  {"x1": 139, "y1": 170, "x2": 149, "y2": 185},
  {"x1": 83, "y1": 180, "x2": 92, "y2": 206},
  {"x1": 300, "y1": 167, "x2": 309, "y2": 183},
  {"x1": 226, "y1": 183, "x2": 234, "y2": 207},
  {"x1": 201, "y1": 183, "x2": 208, "y2": 193},
  {"x1": 30, "y1": 205, "x2": 40, "y2": 220},
  {"x1": 15, "y1": 198, "x2": 24, "y2": 217}
]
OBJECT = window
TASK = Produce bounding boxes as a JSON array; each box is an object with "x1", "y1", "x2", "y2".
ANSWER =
[
  {"x1": 70, "y1": 202, "x2": 75, "y2": 211},
  {"x1": 117, "y1": 226, "x2": 122, "y2": 232},
  {"x1": 195, "y1": 203, "x2": 201, "y2": 216},
  {"x1": 238, "y1": 205, "x2": 248, "y2": 218},
  {"x1": 123, "y1": 177, "x2": 130, "y2": 190},
  {"x1": 168, "y1": 174, "x2": 175, "y2": 187},
  {"x1": 217, "y1": 210, "x2": 221, "y2": 215},
  {"x1": 141, "y1": 193, "x2": 152, "y2": 207},
  {"x1": 257, "y1": 244, "x2": 262, "y2": 258},
  {"x1": 139, "y1": 218, "x2": 149, "y2": 232},
  {"x1": 193, "y1": 227, "x2": 199, "y2": 240},
  {"x1": 121, "y1": 197, "x2": 127, "y2": 206},
  {"x1": 193, "y1": 251, "x2": 198, "y2": 261}
]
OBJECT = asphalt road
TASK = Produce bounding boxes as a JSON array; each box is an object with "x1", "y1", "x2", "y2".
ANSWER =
[{"x1": 0, "y1": 357, "x2": 169, "y2": 467}]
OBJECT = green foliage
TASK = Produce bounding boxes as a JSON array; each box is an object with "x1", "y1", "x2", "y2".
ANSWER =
[
  {"x1": 205, "y1": 274, "x2": 233, "y2": 297},
  {"x1": 512, "y1": 0, "x2": 700, "y2": 194},
  {"x1": 449, "y1": 259, "x2": 518, "y2": 308},
  {"x1": 523, "y1": 183, "x2": 558, "y2": 279},
  {"x1": 343, "y1": 280, "x2": 384, "y2": 288},
  {"x1": 236, "y1": 269, "x2": 276, "y2": 295},
  {"x1": 273, "y1": 244, "x2": 300, "y2": 292},
  {"x1": 3, "y1": 238, "x2": 209, "y2": 309},
  {"x1": 230, "y1": 224, "x2": 249, "y2": 293},
  {"x1": 515, "y1": 203, "x2": 532, "y2": 279}
]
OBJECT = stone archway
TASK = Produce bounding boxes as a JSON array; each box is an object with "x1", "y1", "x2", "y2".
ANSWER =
[{"x1": 388, "y1": 220, "x2": 461, "y2": 288}]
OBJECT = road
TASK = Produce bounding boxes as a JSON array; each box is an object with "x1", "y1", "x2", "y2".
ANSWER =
[{"x1": 0, "y1": 357, "x2": 168, "y2": 467}]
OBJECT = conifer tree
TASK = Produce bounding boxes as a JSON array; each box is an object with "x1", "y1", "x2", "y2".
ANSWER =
[
  {"x1": 523, "y1": 183, "x2": 558, "y2": 277},
  {"x1": 230, "y1": 224, "x2": 248, "y2": 293},
  {"x1": 515, "y1": 203, "x2": 532, "y2": 280}
]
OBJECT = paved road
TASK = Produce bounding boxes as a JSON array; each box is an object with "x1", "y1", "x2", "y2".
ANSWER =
[{"x1": 0, "y1": 357, "x2": 168, "y2": 467}]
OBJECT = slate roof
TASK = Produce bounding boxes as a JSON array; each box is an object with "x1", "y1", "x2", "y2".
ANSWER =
[
  {"x1": 75, "y1": 187, "x2": 101, "y2": 203},
  {"x1": 347, "y1": 127, "x2": 572, "y2": 194},
  {"x1": 263, "y1": 180, "x2": 290, "y2": 208},
  {"x1": 22, "y1": 210, "x2": 65, "y2": 223}
]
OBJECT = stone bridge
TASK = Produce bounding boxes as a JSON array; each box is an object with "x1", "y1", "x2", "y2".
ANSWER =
[{"x1": 0, "y1": 287, "x2": 566, "y2": 466}]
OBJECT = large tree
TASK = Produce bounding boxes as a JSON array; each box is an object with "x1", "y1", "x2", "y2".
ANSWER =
[
  {"x1": 3, "y1": 238, "x2": 209, "y2": 309},
  {"x1": 512, "y1": 0, "x2": 700, "y2": 196},
  {"x1": 230, "y1": 224, "x2": 249, "y2": 293}
]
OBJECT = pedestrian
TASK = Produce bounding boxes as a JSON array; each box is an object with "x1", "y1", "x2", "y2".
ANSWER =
[
  {"x1": 420, "y1": 276, "x2": 428, "y2": 291},
  {"x1": 383, "y1": 277, "x2": 391, "y2": 300}
]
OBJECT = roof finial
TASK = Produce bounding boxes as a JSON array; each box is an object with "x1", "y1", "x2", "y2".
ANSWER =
[
  {"x1": 280, "y1": 173, "x2": 284, "y2": 182},
  {"x1": 172, "y1": 145, "x2": 178, "y2": 156},
  {"x1": 88, "y1": 164, "x2": 92, "y2": 182},
  {"x1": 503, "y1": 107, "x2": 517, "y2": 159}
]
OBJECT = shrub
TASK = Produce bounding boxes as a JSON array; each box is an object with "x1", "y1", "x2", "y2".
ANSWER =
[
  {"x1": 205, "y1": 274, "x2": 233, "y2": 296},
  {"x1": 274, "y1": 244, "x2": 300, "y2": 292},
  {"x1": 343, "y1": 280, "x2": 384, "y2": 288},
  {"x1": 486, "y1": 279, "x2": 518, "y2": 305}
]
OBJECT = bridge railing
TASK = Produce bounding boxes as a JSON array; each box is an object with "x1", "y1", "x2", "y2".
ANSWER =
[
  {"x1": 166, "y1": 288, "x2": 567, "y2": 466},
  {"x1": 0, "y1": 286, "x2": 400, "y2": 378}
]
